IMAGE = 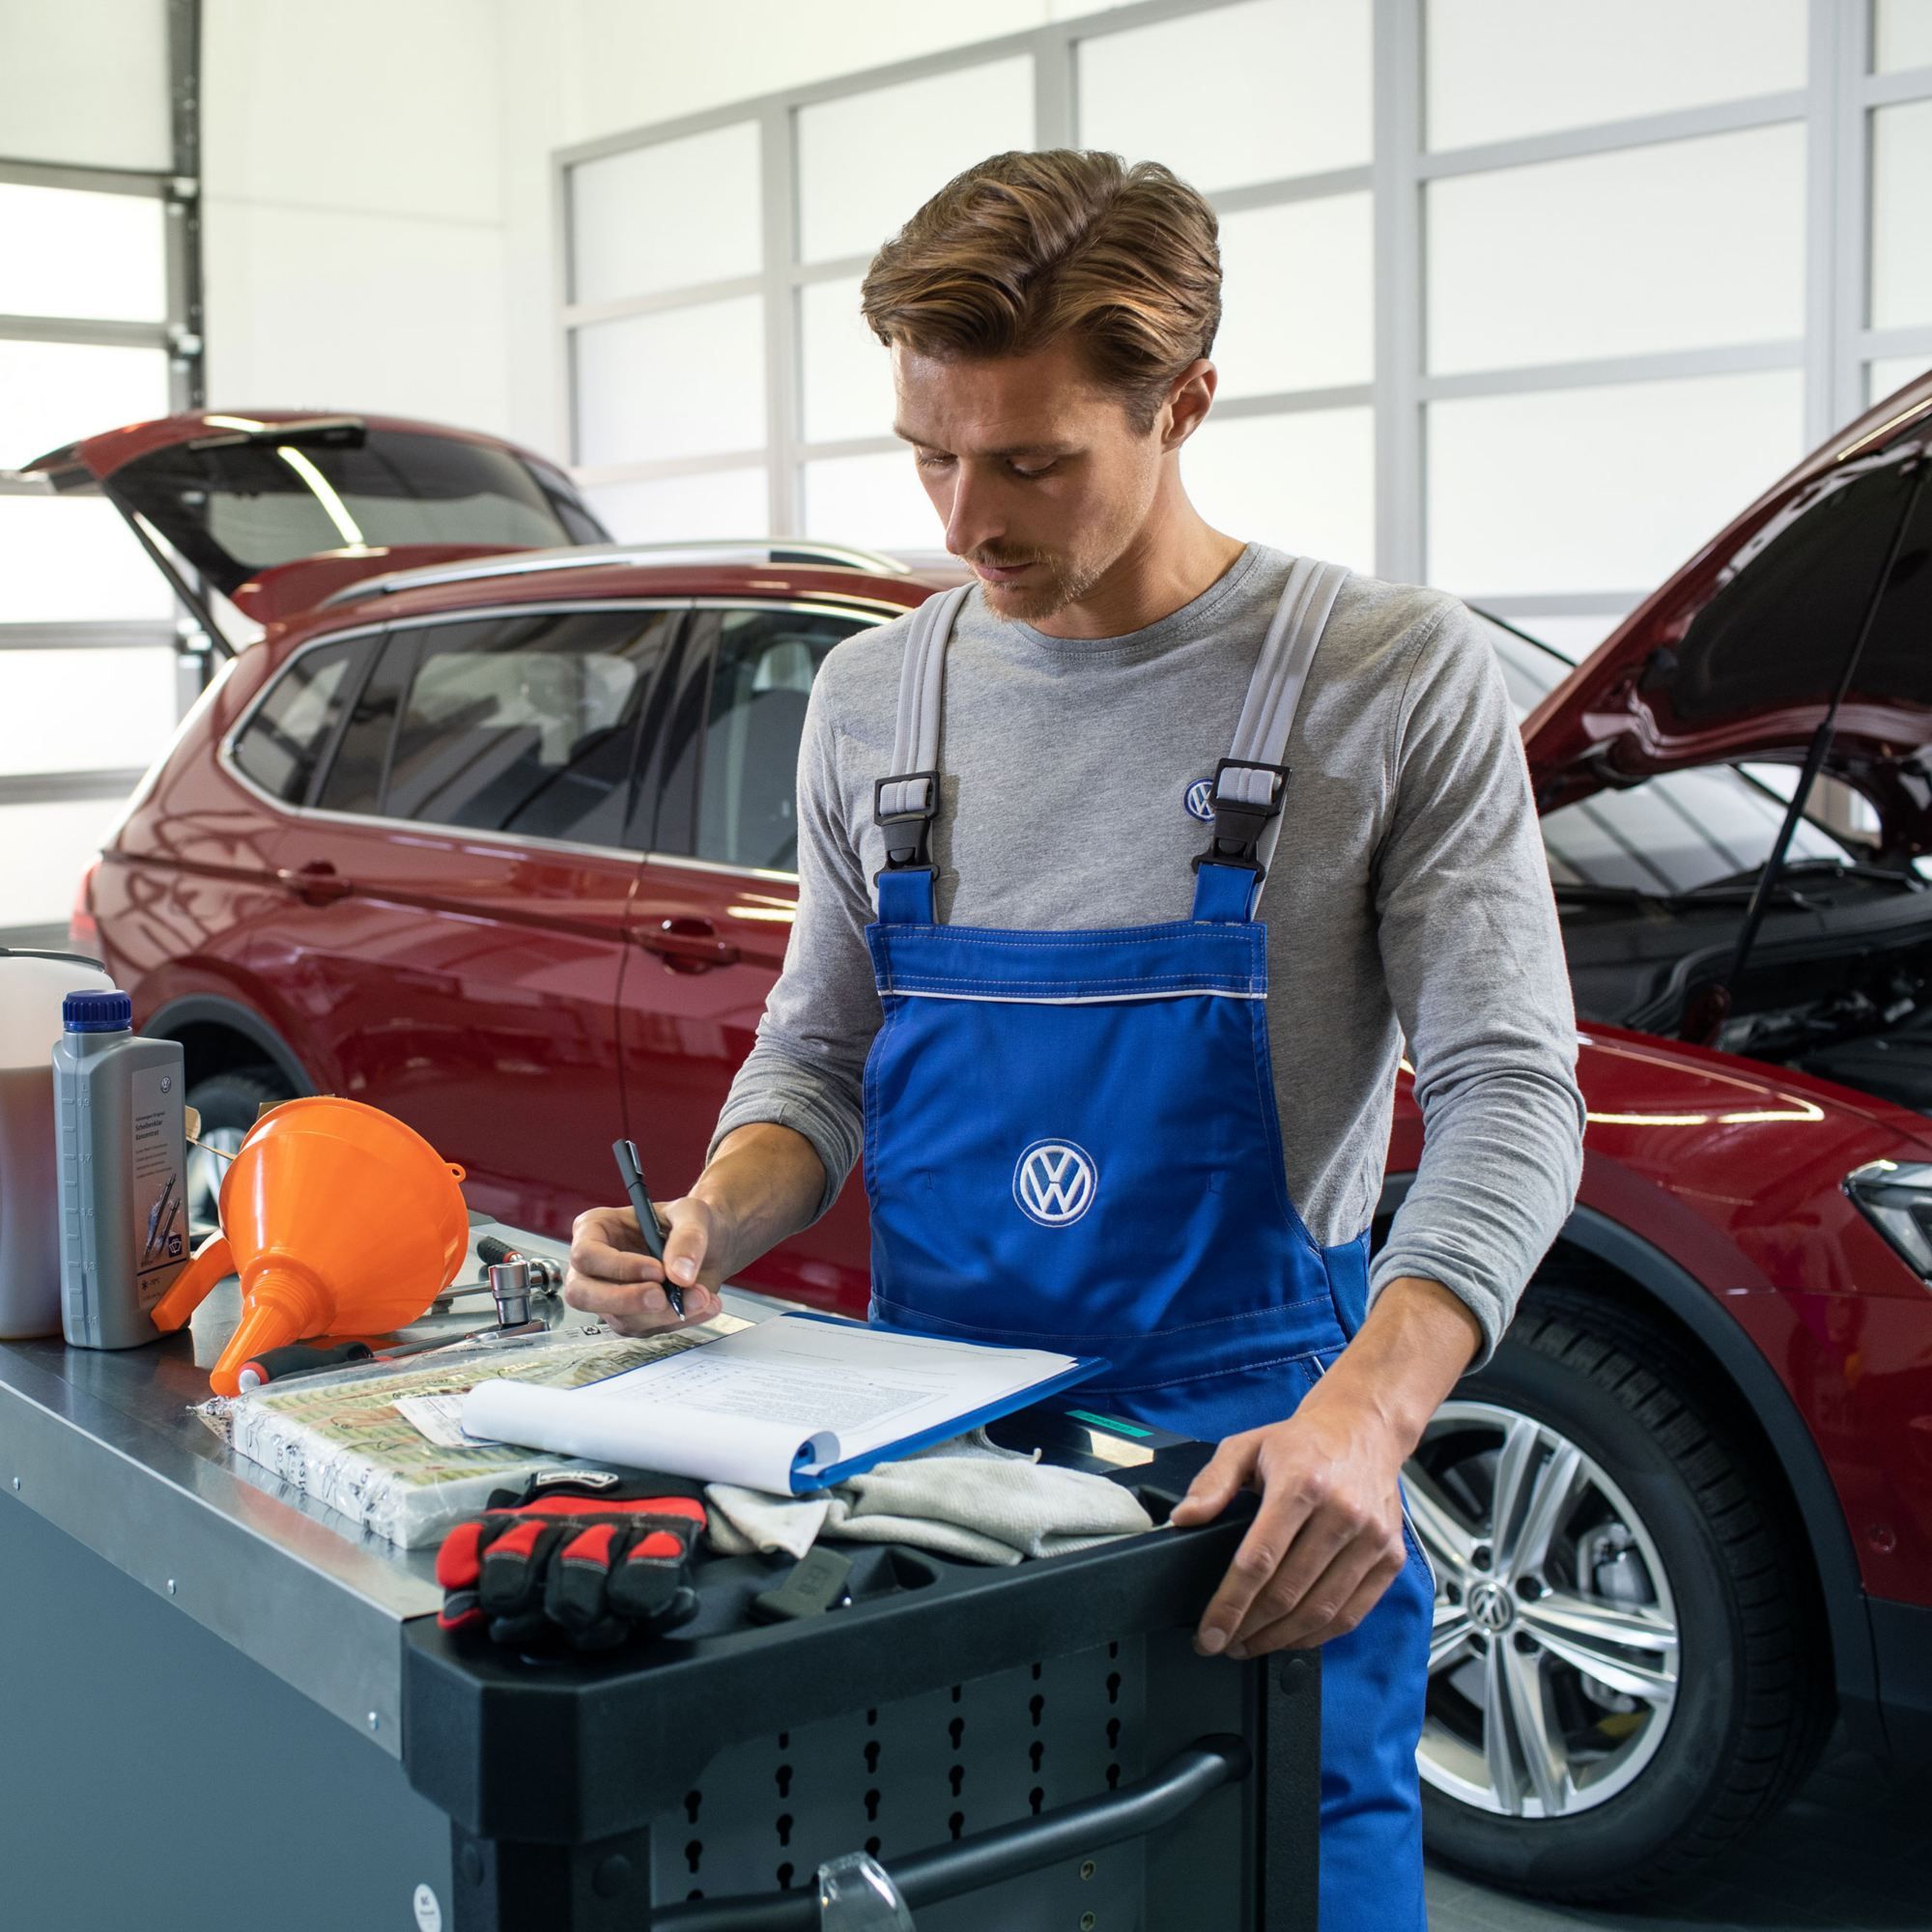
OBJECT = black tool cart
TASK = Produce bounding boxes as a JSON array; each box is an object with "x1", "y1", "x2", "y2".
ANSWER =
[{"x1": 0, "y1": 1225, "x2": 1319, "y2": 1931}]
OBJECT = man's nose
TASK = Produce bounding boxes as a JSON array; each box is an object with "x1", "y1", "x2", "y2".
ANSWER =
[{"x1": 943, "y1": 464, "x2": 1003, "y2": 559}]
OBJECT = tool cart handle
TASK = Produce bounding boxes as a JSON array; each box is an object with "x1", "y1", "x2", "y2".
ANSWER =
[{"x1": 649, "y1": 1732, "x2": 1252, "y2": 1929}]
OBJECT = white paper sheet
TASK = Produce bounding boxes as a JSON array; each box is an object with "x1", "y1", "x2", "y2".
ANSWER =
[
  {"x1": 392, "y1": 1393, "x2": 473, "y2": 1449},
  {"x1": 458, "y1": 1316, "x2": 1087, "y2": 1492}
]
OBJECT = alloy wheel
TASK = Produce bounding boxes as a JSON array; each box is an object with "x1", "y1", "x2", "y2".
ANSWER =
[{"x1": 1406, "y1": 1400, "x2": 1681, "y2": 1819}]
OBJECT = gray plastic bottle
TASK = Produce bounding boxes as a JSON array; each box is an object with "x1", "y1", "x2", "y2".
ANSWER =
[
  {"x1": 0, "y1": 949, "x2": 116, "y2": 1337},
  {"x1": 53, "y1": 988, "x2": 186, "y2": 1349}
]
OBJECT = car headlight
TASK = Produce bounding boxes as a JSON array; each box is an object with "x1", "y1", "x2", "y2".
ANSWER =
[{"x1": 1845, "y1": 1160, "x2": 1932, "y2": 1280}]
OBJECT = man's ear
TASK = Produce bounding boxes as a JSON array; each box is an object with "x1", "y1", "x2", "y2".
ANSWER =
[{"x1": 1161, "y1": 357, "x2": 1217, "y2": 450}]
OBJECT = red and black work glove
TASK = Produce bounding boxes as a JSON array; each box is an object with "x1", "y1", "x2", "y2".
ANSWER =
[{"x1": 436, "y1": 1471, "x2": 708, "y2": 1653}]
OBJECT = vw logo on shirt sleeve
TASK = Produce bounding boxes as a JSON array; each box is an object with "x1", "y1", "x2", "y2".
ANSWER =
[
  {"x1": 1184, "y1": 777, "x2": 1217, "y2": 822},
  {"x1": 1013, "y1": 1139, "x2": 1099, "y2": 1227}
]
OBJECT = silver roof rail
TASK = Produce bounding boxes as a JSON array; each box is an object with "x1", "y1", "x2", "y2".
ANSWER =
[{"x1": 318, "y1": 537, "x2": 915, "y2": 609}]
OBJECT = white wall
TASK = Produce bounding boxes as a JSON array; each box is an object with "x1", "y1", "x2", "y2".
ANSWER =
[
  {"x1": 194, "y1": 0, "x2": 1932, "y2": 536},
  {"x1": 196, "y1": 0, "x2": 1125, "y2": 461},
  {"x1": 200, "y1": 0, "x2": 513, "y2": 438}
]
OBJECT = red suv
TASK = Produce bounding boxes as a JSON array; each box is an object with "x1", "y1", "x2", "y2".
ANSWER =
[{"x1": 32, "y1": 386, "x2": 1932, "y2": 1903}]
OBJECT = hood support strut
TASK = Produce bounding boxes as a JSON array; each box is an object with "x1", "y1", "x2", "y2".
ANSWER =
[
  {"x1": 1685, "y1": 456, "x2": 1928, "y2": 1045},
  {"x1": 123, "y1": 512, "x2": 235, "y2": 661}
]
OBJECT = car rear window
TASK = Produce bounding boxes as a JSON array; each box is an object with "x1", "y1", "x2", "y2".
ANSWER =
[
  {"x1": 100, "y1": 428, "x2": 608, "y2": 594},
  {"x1": 316, "y1": 608, "x2": 678, "y2": 846},
  {"x1": 230, "y1": 637, "x2": 369, "y2": 806}
]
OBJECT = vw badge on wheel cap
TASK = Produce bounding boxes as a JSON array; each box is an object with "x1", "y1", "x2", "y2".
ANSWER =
[{"x1": 1013, "y1": 1139, "x2": 1099, "y2": 1227}]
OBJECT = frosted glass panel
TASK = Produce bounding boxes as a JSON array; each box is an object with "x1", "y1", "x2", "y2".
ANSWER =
[
  {"x1": 1079, "y1": 0, "x2": 1370, "y2": 189},
  {"x1": 0, "y1": 799, "x2": 127, "y2": 928},
  {"x1": 573, "y1": 296, "x2": 765, "y2": 466},
  {"x1": 1425, "y1": 0, "x2": 1804, "y2": 150},
  {"x1": 0, "y1": 341, "x2": 171, "y2": 468},
  {"x1": 570, "y1": 122, "x2": 761, "y2": 304},
  {"x1": 584, "y1": 468, "x2": 770, "y2": 542},
  {"x1": 1875, "y1": 0, "x2": 1932, "y2": 71},
  {"x1": 0, "y1": 0, "x2": 170, "y2": 172},
  {"x1": 1182, "y1": 408, "x2": 1375, "y2": 574},
  {"x1": 1868, "y1": 355, "x2": 1932, "y2": 406},
  {"x1": 1872, "y1": 101, "x2": 1932, "y2": 330},
  {"x1": 797, "y1": 58, "x2": 1033, "y2": 264},
  {"x1": 1214, "y1": 194, "x2": 1373, "y2": 395},
  {"x1": 0, "y1": 648, "x2": 178, "y2": 774},
  {"x1": 800, "y1": 277, "x2": 895, "y2": 445},
  {"x1": 0, "y1": 496, "x2": 174, "y2": 622},
  {"x1": 1427, "y1": 370, "x2": 1804, "y2": 595},
  {"x1": 1427, "y1": 125, "x2": 1804, "y2": 374},
  {"x1": 0, "y1": 184, "x2": 167, "y2": 322},
  {"x1": 802, "y1": 452, "x2": 937, "y2": 551}
]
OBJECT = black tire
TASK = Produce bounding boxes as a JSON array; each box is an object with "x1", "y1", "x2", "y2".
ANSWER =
[
  {"x1": 184, "y1": 1067, "x2": 291, "y2": 1233},
  {"x1": 1416, "y1": 1283, "x2": 1834, "y2": 1903}
]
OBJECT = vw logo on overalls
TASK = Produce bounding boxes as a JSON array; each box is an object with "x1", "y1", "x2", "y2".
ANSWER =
[
  {"x1": 1013, "y1": 1139, "x2": 1099, "y2": 1227},
  {"x1": 1184, "y1": 778, "x2": 1216, "y2": 822}
]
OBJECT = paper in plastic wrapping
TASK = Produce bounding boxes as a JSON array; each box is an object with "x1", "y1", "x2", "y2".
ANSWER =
[{"x1": 192, "y1": 1314, "x2": 751, "y2": 1548}]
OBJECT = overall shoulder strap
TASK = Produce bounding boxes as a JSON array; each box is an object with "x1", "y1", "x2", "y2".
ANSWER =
[
  {"x1": 873, "y1": 582, "x2": 972, "y2": 922},
  {"x1": 1192, "y1": 555, "x2": 1350, "y2": 922}
]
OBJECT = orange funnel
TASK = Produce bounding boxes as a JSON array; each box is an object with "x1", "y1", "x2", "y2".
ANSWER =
[{"x1": 158, "y1": 1097, "x2": 469, "y2": 1396}]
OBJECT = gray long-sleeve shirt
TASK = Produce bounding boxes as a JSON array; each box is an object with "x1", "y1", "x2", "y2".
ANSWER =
[{"x1": 708, "y1": 541, "x2": 1586, "y2": 1367}]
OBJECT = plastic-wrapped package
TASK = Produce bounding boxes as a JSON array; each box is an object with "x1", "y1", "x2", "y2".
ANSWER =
[{"x1": 193, "y1": 1316, "x2": 749, "y2": 1548}]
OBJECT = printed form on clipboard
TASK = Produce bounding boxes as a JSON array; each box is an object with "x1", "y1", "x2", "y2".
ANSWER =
[{"x1": 458, "y1": 1313, "x2": 1109, "y2": 1495}]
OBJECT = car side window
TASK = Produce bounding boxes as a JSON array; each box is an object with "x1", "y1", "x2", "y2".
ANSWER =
[
  {"x1": 315, "y1": 628, "x2": 417, "y2": 816},
  {"x1": 317, "y1": 608, "x2": 678, "y2": 846},
  {"x1": 683, "y1": 608, "x2": 869, "y2": 872},
  {"x1": 230, "y1": 637, "x2": 369, "y2": 806}
]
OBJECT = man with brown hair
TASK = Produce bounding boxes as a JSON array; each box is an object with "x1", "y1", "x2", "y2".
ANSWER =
[{"x1": 567, "y1": 149, "x2": 1585, "y2": 1927}]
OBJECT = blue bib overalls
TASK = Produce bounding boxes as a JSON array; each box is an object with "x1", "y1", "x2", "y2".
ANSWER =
[{"x1": 861, "y1": 559, "x2": 1435, "y2": 1930}]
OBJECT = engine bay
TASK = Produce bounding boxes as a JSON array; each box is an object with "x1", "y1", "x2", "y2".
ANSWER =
[{"x1": 1557, "y1": 864, "x2": 1932, "y2": 1113}]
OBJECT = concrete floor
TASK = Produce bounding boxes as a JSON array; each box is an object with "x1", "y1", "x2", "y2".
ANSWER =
[{"x1": 1423, "y1": 1730, "x2": 1932, "y2": 1932}]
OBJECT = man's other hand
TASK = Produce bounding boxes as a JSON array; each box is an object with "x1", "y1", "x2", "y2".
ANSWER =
[
  {"x1": 563, "y1": 1200, "x2": 724, "y2": 1336},
  {"x1": 1169, "y1": 1373, "x2": 1413, "y2": 1657}
]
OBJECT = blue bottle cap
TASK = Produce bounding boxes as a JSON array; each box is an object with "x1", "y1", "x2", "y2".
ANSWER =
[{"x1": 63, "y1": 989, "x2": 132, "y2": 1033}]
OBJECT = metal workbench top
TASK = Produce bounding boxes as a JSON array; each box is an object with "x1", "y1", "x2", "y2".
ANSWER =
[{"x1": 0, "y1": 1218, "x2": 784, "y2": 1761}]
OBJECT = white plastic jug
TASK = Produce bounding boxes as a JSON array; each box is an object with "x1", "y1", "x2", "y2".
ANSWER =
[{"x1": 0, "y1": 948, "x2": 116, "y2": 1337}]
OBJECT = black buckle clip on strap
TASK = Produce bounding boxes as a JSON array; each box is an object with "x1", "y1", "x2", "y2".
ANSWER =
[
  {"x1": 873, "y1": 771, "x2": 941, "y2": 870},
  {"x1": 1191, "y1": 755, "x2": 1291, "y2": 875}
]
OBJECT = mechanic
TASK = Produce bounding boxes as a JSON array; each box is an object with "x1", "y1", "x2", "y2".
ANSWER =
[{"x1": 564, "y1": 148, "x2": 1587, "y2": 1930}]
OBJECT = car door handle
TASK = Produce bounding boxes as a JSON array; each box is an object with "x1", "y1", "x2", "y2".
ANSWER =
[
  {"x1": 639, "y1": 916, "x2": 740, "y2": 971},
  {"x1": 274, "y1": 861, "x2": 353, "y2": 906}
]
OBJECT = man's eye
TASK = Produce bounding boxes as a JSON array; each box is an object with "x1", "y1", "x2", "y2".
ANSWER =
[
  {"x1": 1009, "y1": 462, "x2": 1058, "y2": 481},
  {"x1": 915, "y1": 452, "x2": 953, "y2": 471}
]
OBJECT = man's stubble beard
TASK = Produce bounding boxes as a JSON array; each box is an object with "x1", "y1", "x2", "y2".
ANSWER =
[
  {"x1": 973, "y1": 473, "x2": 1154, "y2": 624},
  {"x1": 977, "y1": 549, "x2": 1105, "y2": 624},
  {"x1": 973, "y1": 510, "x2": 1140, "y2": 624}
]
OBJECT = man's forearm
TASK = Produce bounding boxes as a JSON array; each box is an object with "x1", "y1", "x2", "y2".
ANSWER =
[
  {"x1": 686, "y1": 1122, "x2": 829, "y2": 1280},
  {"x1": 1322, "y1": 1274, "x2": 1483, "y2": 1453}
]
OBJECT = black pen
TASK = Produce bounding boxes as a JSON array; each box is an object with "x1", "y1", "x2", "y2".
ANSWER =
[{"x1": 612, "y1": 1137, "x2": 683, "y2": 1317}]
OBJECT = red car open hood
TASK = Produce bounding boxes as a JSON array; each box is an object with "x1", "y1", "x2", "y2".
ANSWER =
[
  {"x1": 1523, "y1": 370, "x2": 1932, "y2": 852},
  {"x1": 23, "y1": 411, "x2": 610, "y2": 630}
]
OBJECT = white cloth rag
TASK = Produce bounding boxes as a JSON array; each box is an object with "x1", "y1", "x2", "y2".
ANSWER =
[{"x1": 703, "y1": 1428, "x2": 1154, "y2": 1566}]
